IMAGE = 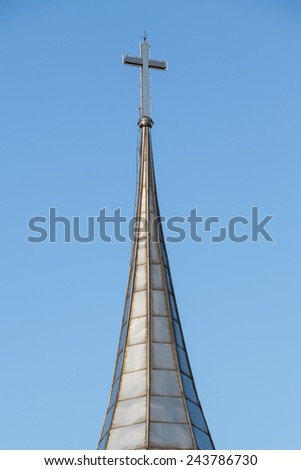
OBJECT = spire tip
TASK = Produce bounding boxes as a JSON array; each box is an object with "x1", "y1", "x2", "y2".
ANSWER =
[{"x1": 141, "y1": 31, "x2": 149, "y2": 42}]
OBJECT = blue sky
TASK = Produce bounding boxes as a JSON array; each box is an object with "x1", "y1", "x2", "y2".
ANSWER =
[{"x1": 0, "y1": 0, "x2": 300, "y2": 450}]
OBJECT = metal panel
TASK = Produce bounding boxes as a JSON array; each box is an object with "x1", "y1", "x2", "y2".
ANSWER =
[
  {"x1": 151, "y1": 289, "x2": 168, "y2": 316},
  {"x1": 106, "y1": 423, "x2": 146, "y2": 450},
  {"x1": 151, "y1": 370, "x2": 181, "y2": 397},
  {"x1": 136, "y1": 241, "x2": 147, "y2": 265},
  {"x1": 168, "y1": 294, "x2": 179, "y2": 320},
  {"x1": 118, "y1": 370, "x2": 147, "y2": 400},
  {"x1": 164, "y1": 267, "x2": 173, "y2": 293},
  {"x1": 160, "y1": 240, "x2": 169, "y2": 267},
  {"x1": 123, "y1": 295, "x2": 131, "y2": 325},
  {"x1": 192, "y1": 426, "x2": 214, "y2": 450},
  {"x1": 186, "y1": 400, "x2": 207, "y2": 433},
  {"x1": 114, "y1": 352, "x2": 123, "y2": 380},
  {"x1": 134, "y1": 264, "x2": 147, "y2": 291},
  {"x1": 151, "y1": 316, "x2": 172, "y2": 343},
  {"x1": 150, "y1": 396, "x2": 188, "y2": 423},
  {"x1": 151, "y1": 263, "x2": 164, "y2": 290},
  {"x1": 118, "y1": 324, "x2": 127, "y2": 353},
  {"x1": 150, "y1": 213, "x2": 158, "y2": 242},
  {"x1": 181, "y1": 374, "x2": 198, "y2": 404},
  {"x1": 123, "y1": 343, "x2": 147, "y2": 373},
  {"x1": 150, "y1": 423, "x2": 193, "y2": 449},
  {"x1": 151, "y1": 343, "x2": 176, "y2": 370},
  {"x1": 131, "y1": 289, "x2": 147, "y2": 318},
  {"x1": 150, "y1": 241, "x2": 161, "y2": 264},
  {"x1": 177, "y1": 346, "x2": 191, "y2": 376},
  {"x1": 102, "y1": 407, "x2": 114, "y2": 436},
  {"x1": 98, "y1": 433, "x2": 108, "y2": 450},
  {"x1": 148, "y1": 190, "x2": 154, "y2": 213},
  {"x1": 140, "y1": 190, "x2": 147, "y2": 215},
  {"x1": 173, "y1": 321, "x2": 185, "y2": 349},
  {"x1": 127, "y1": 316, "x2": 147, "y2": 345},
  {"x1": 112, "y1": 396, "x2": 146, "y2": 428},
  {"x1": 108, "y1": 379, "x2": 119, "y2": 410}
]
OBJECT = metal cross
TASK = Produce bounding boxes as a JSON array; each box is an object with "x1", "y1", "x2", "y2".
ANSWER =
[{"x1": 123, "y1": 38, "x2": 167, "y2": 118}]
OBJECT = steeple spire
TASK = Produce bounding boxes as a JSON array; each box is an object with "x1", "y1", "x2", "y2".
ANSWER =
[{"x1": 97, "y1": 40, "x2": 214, "y2": 450}]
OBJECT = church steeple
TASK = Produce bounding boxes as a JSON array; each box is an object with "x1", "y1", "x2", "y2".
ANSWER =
[{"x1": 97, "y1": 39, "x2": 214, "y2": 450}]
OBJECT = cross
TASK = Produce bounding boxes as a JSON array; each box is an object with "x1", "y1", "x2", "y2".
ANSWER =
[{"x1": 123, "y1": 38, "x2": 167, "y2": 118}]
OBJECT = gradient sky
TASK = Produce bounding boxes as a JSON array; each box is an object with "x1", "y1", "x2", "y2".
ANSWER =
[{"x1": 0, "y1": 0, "x2": 300, "y2": 450}]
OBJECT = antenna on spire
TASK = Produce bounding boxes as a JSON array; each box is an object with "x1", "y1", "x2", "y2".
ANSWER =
[{"x1": 123, "y1": 38, "x2": 167, "y2": 119}]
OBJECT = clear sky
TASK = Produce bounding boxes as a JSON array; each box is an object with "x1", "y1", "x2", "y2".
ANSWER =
[{"x1": 0, "y1": 0, "x2": 300, "y2": 450}]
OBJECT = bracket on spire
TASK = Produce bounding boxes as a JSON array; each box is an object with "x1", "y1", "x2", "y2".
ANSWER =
[{"x1": 123, "y1": 38, "x2": 167, "y2": 119}]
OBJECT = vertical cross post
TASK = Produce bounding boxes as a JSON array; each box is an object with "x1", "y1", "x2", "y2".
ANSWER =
[{"x1": 123, "y1": 38, "x2": 167, "y2": 119}]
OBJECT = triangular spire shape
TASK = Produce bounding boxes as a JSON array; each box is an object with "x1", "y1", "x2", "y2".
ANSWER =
[{"x1": 97, "y1": 40, "x2": 214, "y2": 450}]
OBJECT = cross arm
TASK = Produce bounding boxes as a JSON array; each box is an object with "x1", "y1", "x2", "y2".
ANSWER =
[
  {"x1": 123, "y1": 55, "x2": 142, "y2": 67},
  {"x1": 123, "y1": 55, "x2": 167, "y2": 70},
  {"x1": 149, "y1": 59, "x2": 167, "y2": 70}
]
